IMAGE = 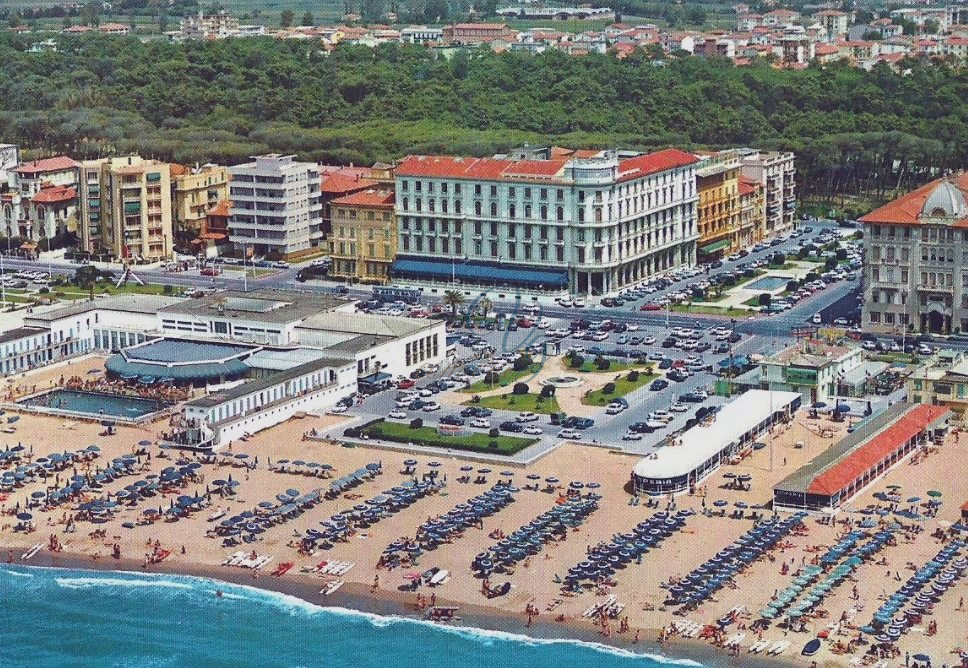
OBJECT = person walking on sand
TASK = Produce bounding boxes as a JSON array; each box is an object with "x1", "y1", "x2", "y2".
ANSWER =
[{"x1": 372, "y1": 574, "x2": 380, "y2": 592}]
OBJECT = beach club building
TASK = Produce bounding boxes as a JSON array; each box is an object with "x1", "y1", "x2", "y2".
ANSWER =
[
  {"x1": 631, "y1": 389, "x2": 801, "y2": 496},
  {"x1": 2, "y1": 290, "x2": 446, "y2": 448},
  {"x1": 773, "y1": 403, "x2": 951, "y2": 514}
]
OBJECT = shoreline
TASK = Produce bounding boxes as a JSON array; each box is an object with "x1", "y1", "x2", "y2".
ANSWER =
[{"x1": 3, "y1": 546, "x2": 790, "y2": 668}]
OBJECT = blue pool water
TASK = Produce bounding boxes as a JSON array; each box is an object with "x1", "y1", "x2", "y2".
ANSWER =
[
  {"x1": 0, "y1": 566, "x2": 702, "y2": 668},
  {"x1": 18, "y1": 389, "x2": 170, "y2": 419},
  {"x1": 745, "y1": 276, "x2": 791, "y2": 291}
]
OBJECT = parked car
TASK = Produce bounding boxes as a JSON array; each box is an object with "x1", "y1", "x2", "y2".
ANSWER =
[
  {"x1": 499, "y1": 421, "x2": 523, "y2": 433},
  {"x1": 422, "y1": 401, "x2": 441, "y2": 412},
  {"x1": 439, "y1": 414, "x2": 465, "y2": 426},
  {"x1": 650, "y1": 378, "x2": 669, "y2": 391},
  {"x1": 516, "y1": 412, "x2": 540, "y2": 423},
  {"x1": 470, "y1": 418, "x2": 491, "y2": 429},
  {"x1": 523, "y1": 425, "x2": 543, "y2": 436},
  {"x1": 557, "y1": 428, "x2": 582, "y2": 439},
  {"x1": 387, "y1": 410, "x2": 408, "y2": 420}
]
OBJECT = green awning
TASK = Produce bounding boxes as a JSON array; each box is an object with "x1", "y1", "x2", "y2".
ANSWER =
[{"x1": 699, "y1": 239, "x2": 731, "y2": 255}]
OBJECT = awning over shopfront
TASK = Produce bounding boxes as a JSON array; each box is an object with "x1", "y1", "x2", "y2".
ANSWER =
[
  {"x1": 391, "y1": 256, "x2": 569, "y2": 288},
  {"x1": 699, "y1": 239, "x2": 731, "y2": 255}
]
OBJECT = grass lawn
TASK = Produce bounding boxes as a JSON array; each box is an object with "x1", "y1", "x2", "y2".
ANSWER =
[
  {"x1": 53, "y1": 282, "x2": 185, "y2": 299},
  {"x1": 671, "y1": 303, "x2": 751, "y2": 317},
  {"x1": 567, "y1": 359, "x2": 648, "y2": 373},
  {"x1": 471, "y1": 392, "x2": 561, "y2": 415},
  {"x1": 582, "y1": 372, "x2": 658, "y2": 407},
  {"x1": 361, "y1": 419, "x2": 537, "y2": 455},
  {"x1": 460, "y1": 364, "x2": 542, "y2": 393}
]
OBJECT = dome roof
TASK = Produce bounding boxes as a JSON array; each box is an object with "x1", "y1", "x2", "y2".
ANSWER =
[{"x1": 921, "y1": 179, "x2": 968, "y2": 219}]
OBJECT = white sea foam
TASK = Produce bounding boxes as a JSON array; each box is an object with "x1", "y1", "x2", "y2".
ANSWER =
[
  {"x1": 55, "y1": 576, "x2": 195, "y2": 591},
  {"x1": 28, "y1": 567, "x2": 703, "y2": 667},
  {"x1": 0, "y1": 568, "x2": 34, "y2": 578}
]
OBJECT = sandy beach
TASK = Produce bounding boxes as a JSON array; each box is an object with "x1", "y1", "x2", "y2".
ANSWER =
[{"x1": 1, "y1": 358, "x2": 967, "y2": 667}]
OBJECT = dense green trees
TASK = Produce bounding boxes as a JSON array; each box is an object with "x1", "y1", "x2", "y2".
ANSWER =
[{"x1": 0, "y1": 33, "x2": 964, "y2": 203}]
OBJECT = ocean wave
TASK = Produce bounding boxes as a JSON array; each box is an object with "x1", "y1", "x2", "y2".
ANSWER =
[
  {"x1": 0, "y1": 568, "x2": 35, "y2": 578},
  {"x1": 55, "y1": 576, "x2": 195, "y2": 591},
  {"x1": 23, "y1": 567, "x2": 702, "y2": 667}
]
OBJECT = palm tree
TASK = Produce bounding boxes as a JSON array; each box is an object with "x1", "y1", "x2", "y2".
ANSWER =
[{"x1": 443, "y1": 289, "x2": 465, "y2": 319}]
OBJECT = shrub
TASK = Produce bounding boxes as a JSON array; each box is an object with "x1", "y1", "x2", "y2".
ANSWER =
[
  {"x1": 758, "y1": 292, "x2": 772, "y2": 306},
  {"x1": 824, "y1": 257, "x2": 838, "y2": 271},
  {"x1": 743, "y1": 268, "x2": 756, "y2": 278},
  {"x1": 38, "y1": 287, "x2": 49, "y2": 294},
  {"x1": 836, "y1": 248, "x2": 848, "y2": 260},
  {"x1": 512, "y1": 382, "x2": 529, "y2": 395},
  {"x1": 771, "y1": 252, "x2": 786, "y2": 265},
  {"x1": 540, "y1": 384, "x2": 556, "y2": 398},
  {"x1": 488, "y1": 440, "x2": 499, "y2": 450},
  {"x1": 409, "y1": 418, "x2": 423, "y2": 429},
  {"x1": 163, "y1": 284, "x2": 173, "y2": 294},
  {"x1": 489, "y1": 428, "x2": 499, "y2": 438},
  {"x1": 569, "y1": 354, "x2": 585, "y2": 369},
  {"x1": 483, "y1": 371, "x2": 500, "y2": 385},
  {"x1": 723, "y1": 275, "x2": 737, "y2": 286},
  {"x1": 602, "y1": 382, "x2": 616, "y2": 395},
  {"x1": 594, "y1": 355, "x2": 610, "y2": 371},
  {"x1": 512, "y1": 354, "x2": 533, "y2": 371},
  {"x1": 627, "y1": 369, "x2": 640, "y2": 382},
  {"x1": 805, "y1": 272, "x2": 819, "y2": 282},
  {"x1": 786, "y1": 280, "x2": 800, "y2": 293}
]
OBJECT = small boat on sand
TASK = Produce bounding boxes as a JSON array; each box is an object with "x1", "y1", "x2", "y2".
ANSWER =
[{"x1": 802, "y1": 638, "x2": 821, "y2": 657}]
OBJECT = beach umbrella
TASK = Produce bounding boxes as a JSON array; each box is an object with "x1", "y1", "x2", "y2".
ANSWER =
[
  {"x1": 235, "y1": 453, "x2": 249, "y2": 460},
  {"x1": 286, "y1": 489, "x2": 300, "y2": 498},
  {"x1": 138, "y1": 439, "x2": 152, "y2": 446},
  {"x1": 501, "y1": 471, "x2": 514, "y2": 477},
  {"x1": 16, "y1": 512, "x2": 32, "y2": 521},
  {"x1": 545, "y1": 477, "x2": 559, "y2": 484},
  {"x1": 526, "y1": 474, "x2": 540, "y2": 480},
  {"x1": 927, "y1": 490, "x2": 942, "y2": 498},
  {"x1": 912, "y1": 654, "x2": 930, "y2": 663},
  {"x1": 428, "y1": 461, "x2": 441, "y2": 468},
  {"x1": 907, "y1": 497, "x2": 921, "y2": 503},
  {"x1": 404, "y1": 459, "x2": 417, "y2": 466},
  {"x1": 713, "y1": 500, "x2": 728, "y2": 507},
  {"x1": 30, "y1": 491, "x2": 46, "y2": 498}
]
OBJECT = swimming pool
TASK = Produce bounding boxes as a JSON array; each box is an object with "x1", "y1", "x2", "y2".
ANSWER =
[
  {"x1": 18, "y1": 390, "x2": 171, "y2": 420},
  {"x1": 745, "y1": 276, "x2": 792, "y2": 291}
]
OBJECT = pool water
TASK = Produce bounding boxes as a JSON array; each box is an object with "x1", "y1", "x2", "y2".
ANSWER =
[
  {"x1": 745, "y1": 276, "x2": 791, "y2": 291},
  {"x1": 18, "y1": 389, "x2": 171, "y2": 419}
]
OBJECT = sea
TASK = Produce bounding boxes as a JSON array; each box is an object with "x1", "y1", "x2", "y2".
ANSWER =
[{"x1": 0, "y1": 566, "x2": 705, "y2": 668}]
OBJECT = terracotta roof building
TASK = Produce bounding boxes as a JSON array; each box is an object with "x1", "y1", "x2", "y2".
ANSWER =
[
  {"x1": 860, "y1": 172, "x2": 968, "y2": 334},
  {"x1": 328, "y1": 189, "x2": 396, "y2": 284},
  {"x1": 392, "y1": 147, "x2": 699, "y2": 295},
  {"x1": 774, "y1": 403, "x2": 951, "y2": 513}
]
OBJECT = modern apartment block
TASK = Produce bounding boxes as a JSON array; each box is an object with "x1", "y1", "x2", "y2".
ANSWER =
[
  {"x1": 392, "y1": 148, "x2": 699, "y2": 295},
  {"x1": 738, "y1": 148, "x2": 796, "y2": 237},
  {"x1": 328, "y1": 189, "x2": 396, "y2": 284},
  {"x1": 228, "y1": 154, "x2": 322, "y2": 260},
  {"x1": 695, "y1": 150, "x2": 745, "y2": 261},
  {"x1": 171, "y1": 163, "x2": 230, "y2": 238},
  {"x1": 860, "y1": 172, "x2": 968, "y2": 335},
  {"x1": 78, "y1": 156, "x2": 173, "y2": 261}
]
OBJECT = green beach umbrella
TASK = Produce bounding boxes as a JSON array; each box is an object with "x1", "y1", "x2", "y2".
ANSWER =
[{"x1": 927, "y1": 490, "x2": 942, "y2": 498}]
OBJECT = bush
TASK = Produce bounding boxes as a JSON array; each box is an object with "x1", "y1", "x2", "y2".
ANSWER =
[
  {"x1": 38, "y1": 287, "x2": 49, "y2": 294},
  {"x1": 540, "y1": 384, "x2": 556, "y2": 398},
  {"x1": 786, "y1": 280, "x2": 800, "y2": 293},
  {"x1": 743, "y1": 268, "x2": 756, "y2": 278},
  {"x1": 836, "y1": 248, "x2": 848, "y2": 260},
  {"x1": 483, "y1": 371, "x2": 501, "y2": 385},
  {"x1": 569, "y1": 354, "x2": 585, "y2": 369},
  {"x1": 488, "y1": 441, "x2": 499, "y2": 450},
  {"x1": 512, "y1": 382, "x2": 529, "y2": 395},
  {"x1": 758, "y1": 292, "x2": 772, "y2": 306},
  {"x1": 824, "y1": 257, "x2": 838, "y2": 271},
  {"x1": 771, "y1": 252, "x2": 786, "y2": 265},
  {"x1": 805, "y1": 272, "x2": 819, "y2": 282},
  {"x1": 489, "y1": 428, "x2": 499, "y2": 438},
  {"x1": 594, "y1": 356, "x2": 610, "y2": 371},
  {"x1": 163, "y1": 284, "x2": 173, "y2": 294},
  {"x1": 512, "y1": 354, "x2": 533, "y2": 371},
  {"x1": 602, "y1": 382, "x2": 616, "y2": 395},
  {"x1": 723, "y1": 275, "x2": 737, "y2": 286},
  {"x1": 627, "y1": 369, "x2": 640, "y2": 382},
  {"x1": 409, "y1": 418, "x2": 423, "y2": 429},
  {"x1": 343, "y1": 427, "x2": 360, "y2": 438}
]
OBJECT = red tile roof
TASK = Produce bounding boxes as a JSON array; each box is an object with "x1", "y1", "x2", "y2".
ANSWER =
[
  {"x1": 397, "y1": 148, "x2": 696, "y2": 183},
  {"x1": 207, "y1": 200, "x2": 231, "y2": 217},
  {"x1": 616, "y1": 148, "x2": 699, "y2": 182},
  {"x1": 14, "y1": 156, "x2": 79, "y2": 175},
  {"x1": 859, "y1": 173, "x2": 968, "y2": 226},
  {"x1": 807, "y1": 404, "x2": 949, "y2": 496},
  {"x1": 321, "y1": 173, "x2": 378, "y2": 194},
  {"x1": 331, "y1": 188, "x2": 395, "y2": 208},
  {"x1": 31, "y1": 185, "x2": 76, "y2": 204},
  {"x1": 738, "y1": 180, "x2": 756, "y2": 196}
]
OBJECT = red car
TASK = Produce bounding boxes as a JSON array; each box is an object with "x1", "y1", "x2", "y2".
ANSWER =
[
  {"x1": 200, "y1": 267, "x2": 221, "y2": 276},
  {"x1": 397, "y1": 379, "x2": 415, "y2": 389},
  {"x1": 640, "y1": 303, "x2": 662, "y2": 311}
]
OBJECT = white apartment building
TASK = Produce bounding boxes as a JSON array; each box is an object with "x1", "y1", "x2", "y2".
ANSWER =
[
  {"x1": 861, "y1": 173, "x2": 968, "y2": 335},
  {"x1": 0, "y1": 144, "x2": 18, "y2": 189},
  {"x1": 738, "y1": 149, "x2": 796, "y2": 237},
  {"x1": 400, "y1": 26, "x2": 443, "y2": 43},
  {"x1": 228, "y1": 154, "x2": 322, "y2": 260},
  {"x1": 392, "y1": 148, "x2": 700, "y2": 296}
]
